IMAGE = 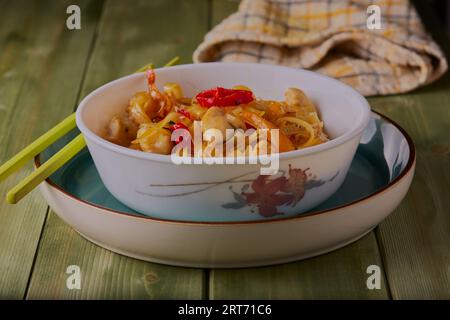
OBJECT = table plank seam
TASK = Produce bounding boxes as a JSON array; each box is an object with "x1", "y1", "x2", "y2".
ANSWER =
[
  {"x1": 204, "y1": 268, "x2": 210, "y2": 300},
  {"x1": 23, "y1": 206, "x2": 50, "y2": 299},
  {"x1": 372, "y1": 0, "x2": 450, "y2": 299},
  {"x1": 70, "y1": 0, "x2": 107, "y2": 114},
  {"x1": 374, "y1": 227, "x2": 393, "y2": 299},
  {"x1": 23, "y1": 0, "x2": 107, "y2": 300},
  {"x1": 24, "y1": 0, "x2": 209, "y2": 299}
]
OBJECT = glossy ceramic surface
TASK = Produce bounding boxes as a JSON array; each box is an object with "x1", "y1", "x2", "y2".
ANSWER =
[
  {"x1": 36, "y1": 112, "x2": 415, "y2": 267},
  {"x1": 42, "y1": 129, "x2": 387, "y2": 221},
  {"x1": 76, "y1": 63, "x2": 371, "y2": 219}
]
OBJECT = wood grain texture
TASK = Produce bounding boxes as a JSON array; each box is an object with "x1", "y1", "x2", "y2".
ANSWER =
[
  {"x1": 79, "y1": 0, "x2": 209, "y2": 97},
  {"x1": 2, "y1": 0, "x2": 448, "y2": 300},
  {"x1": 211, "y1": 0, "x2": 240, "y2": 27},
  {"x1": 0, "y1": 0, "x2": 102, "y2": 299},
  {"x1": 210, "y1": 233, "x2": 389, "y2": 299},
  {"x1": 26, "y1": 213, "x2": 204, "y2": 299},
  {"x1": 370, "y1": 79, "x2": 450, "y2": 299},
  {"x1": 26, "y1": 0, "x2": 209, "y2": 299},
  {"x1": 369, "y1": 1, "x2": 450, "y2": 299},
  {"x1": 210, "y1": 0, "x2": 450, "y2": 299},
  {"x1": 208, "y1": 0, "x2": 390, "y2": 300}
]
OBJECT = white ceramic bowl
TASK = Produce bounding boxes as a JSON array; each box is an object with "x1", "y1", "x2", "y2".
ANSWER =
[
  {"x1": 38, "y1": 112, "x2": 415, "y2": 267},
  {"x1": 76, "y1": 63, "x2": 371, "y2": 221}
]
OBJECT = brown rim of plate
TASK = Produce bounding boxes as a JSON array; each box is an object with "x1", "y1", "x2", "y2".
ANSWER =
[{"x1": 34, "y1": 110, "x2": 416, "y2": 226}]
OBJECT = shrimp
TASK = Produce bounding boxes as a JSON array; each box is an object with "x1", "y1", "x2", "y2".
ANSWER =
[
  {"x1": 146, "y1": 69, "x2": 175, "y2": 119},
  {"x1": 126, "y1": 69, "x2": 177, "y2": 125}
]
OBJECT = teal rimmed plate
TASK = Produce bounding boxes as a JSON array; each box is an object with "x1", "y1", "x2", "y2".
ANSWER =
[{"x1": 35, "y1": 112, "x2": 415, "y2": 268}]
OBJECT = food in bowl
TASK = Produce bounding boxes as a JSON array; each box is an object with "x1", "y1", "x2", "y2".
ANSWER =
[
  {"x1": 76, "y1": 63, "x2": 371, "y2": 221},
  {"x1": 105, "y1": 69, "x2": 329, "y2": 157}
]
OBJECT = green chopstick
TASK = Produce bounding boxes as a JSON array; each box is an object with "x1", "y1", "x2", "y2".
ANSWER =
[
  {"x1": 2, "y1": 56, "x2": 180, "y2": 204},
  {"x1": 0, "y1": 113, "x2": 77, "y2": 183},
  {"x1": 6, "y1": 134, "x2": 85, "y2": 204}
]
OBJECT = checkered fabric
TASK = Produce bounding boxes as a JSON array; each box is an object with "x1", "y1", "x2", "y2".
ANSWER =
[{"x1": 193, "y1": 0, "x2": 447, "y2": 96}]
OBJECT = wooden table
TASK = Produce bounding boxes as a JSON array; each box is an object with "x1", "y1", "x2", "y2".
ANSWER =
[{"x1": 0, "y1": 0, "x2": 448, "y2": 300}]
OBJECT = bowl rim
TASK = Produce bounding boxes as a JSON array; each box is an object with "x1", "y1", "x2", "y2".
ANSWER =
[
  {"x1": 36, "y1": 111, "x2": 416, "y2": 226},
  {"x1": 75, "y1": 62, "x2": 372, "y2": 162}
]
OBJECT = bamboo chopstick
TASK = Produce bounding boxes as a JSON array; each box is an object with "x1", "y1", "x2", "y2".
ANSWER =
[
  {"x1": 2, "y1": 56, "x2": 180, "y2": 204},
  {"x1": 0, "y1": 113, "x2": 77, "y2": 182},
  {"x1": 6, "y1": 134, "x2": 85, "y2": 204}
]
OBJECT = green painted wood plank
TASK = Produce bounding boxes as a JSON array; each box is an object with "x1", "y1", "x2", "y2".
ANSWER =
[
  {"x1": 210, "y1": 0, "x2": 450, "y2": 299},
  {"x1": 0, "y1": 0, "x2": 103, "y2": 299},
  {"x1": 208, "y1": 0, "x2": 390, "y2": 300},
  {"x1": 210, "y1": 233, "x2": 389, "y2": 299},
  {"x1": 26, "y1": 0, "x2": 209, "y2": 300},
  {"x1": 369, "y1": 1, "x2": 450, "y2": 298},
  {"x1": 211, "y1": 0, "x2": 239, "y2": 27},
  {"x1": 26, "y1": 213, "x2": 204, "y2": 299},
  {"x1": 80, "y1": 0, "x2": 210, "y2": 97},
  {"x1": 370, "y1": 77, "x2": 450, "y2": 300}
]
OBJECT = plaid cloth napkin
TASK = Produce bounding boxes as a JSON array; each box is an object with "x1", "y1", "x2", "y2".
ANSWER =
[{"x1": 193, "y1": 0, "x2": 447, "y2": 96}]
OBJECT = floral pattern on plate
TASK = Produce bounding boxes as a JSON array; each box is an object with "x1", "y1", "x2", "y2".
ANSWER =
[{"x1": 223, "y1": 165, "x2": 339, "y2": 217}]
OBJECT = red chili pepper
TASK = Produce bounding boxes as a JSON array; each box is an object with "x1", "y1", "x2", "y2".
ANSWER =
[
  {"x1": 170, "y1": 122, "x2": 188, "y2": 131},
  {"x1": 245, "y1": 122, "x2": 256, "y2": 130},
  {"x1": 195, "y1": 87, "x2": 254, "y2": 108},
  {"x1": 169, "y1": 122, "x2": 189, "y2": 144}
]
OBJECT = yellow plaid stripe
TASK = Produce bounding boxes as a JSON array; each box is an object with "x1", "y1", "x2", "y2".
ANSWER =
[{"x1": 193, "y1": 0, "x2": 447, "y2": 96}]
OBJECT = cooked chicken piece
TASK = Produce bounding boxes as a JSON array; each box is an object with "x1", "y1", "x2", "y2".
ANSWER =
[
  {"x1": 186, "y1": 104, "x2": 207, "y2": 120},
  {"x1": 163, "y1": 82, "x2": 183, "y2": 100},
  {"x1": 201, "y1": 107, "x2": 234, "y2": 141},
  {"x1": 285, "y1": 88, "x2": 317, "y2": 114},
  {"x1": 106, "y1": 115, "x2": 138, "y2": 147},
  {"x1": 225, "y1": 113, "x2": 246, "y2": 130},
  {"x1": 138, "y1": 128, "x2": 174, "y2": 154}
]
